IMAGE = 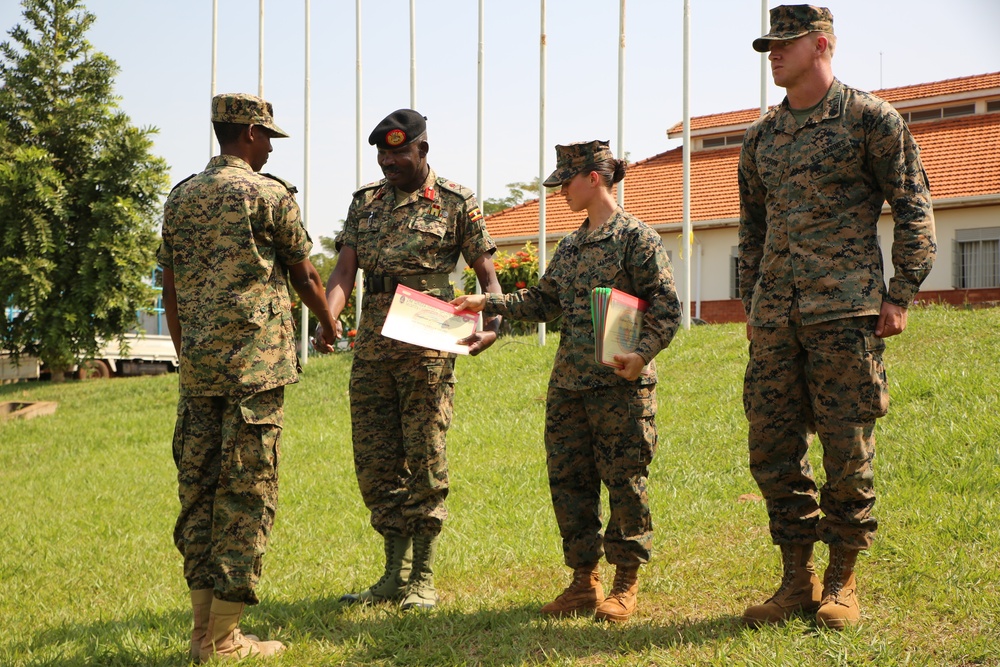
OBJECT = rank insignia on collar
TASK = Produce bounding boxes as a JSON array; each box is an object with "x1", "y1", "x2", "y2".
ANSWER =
[{"x1": 423, "y1": 187, "x2": 436, "y2": 201}]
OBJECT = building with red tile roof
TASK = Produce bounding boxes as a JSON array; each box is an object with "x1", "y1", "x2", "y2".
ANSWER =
[{"x1": 481, "y1": 72, "x2": 1000, "y2": 322}]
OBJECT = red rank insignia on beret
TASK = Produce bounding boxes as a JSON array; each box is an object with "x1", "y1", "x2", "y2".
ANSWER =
[{"x1": 386, "y1": 129, "x2": 406, "y2": 146}]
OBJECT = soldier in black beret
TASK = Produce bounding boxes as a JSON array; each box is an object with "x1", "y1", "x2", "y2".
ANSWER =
[
  {"x1": 315, "y1": 109, "x2": 503, "y2": 611},
  {"x1": 367, "y1": 108, "x2": 427, "y2": 150}
]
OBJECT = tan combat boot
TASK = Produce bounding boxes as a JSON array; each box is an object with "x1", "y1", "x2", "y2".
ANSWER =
[
  {"x1": 743, "y1": 543, "x2": 823, "y2": 626},
  {"x1": 189, "y1": 589, "x2": 214, "y2": 662},
  {"x1": 199, "y1": 599, "x2": 285, "y2": 661},
  {"x1": 341, "y1": 534, "x2": 413, "y2": 605},
  {"x1": 816, "y1": 545, "x2": 861, "y2": 629},
  {"x1": 594, "y1": 565, "x2": 639, "y2": 623},
  {"x1": 540, "y1": 563, "x2": 603, "y2": 617}
]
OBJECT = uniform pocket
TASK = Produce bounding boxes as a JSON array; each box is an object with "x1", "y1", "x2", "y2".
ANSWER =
[
  {"x1": 859, "y1": 331, "x2": 889, "y2": 422},
  {"x1": 237, "y1": 388, "x2": 284, "y2": 481},
  {"x1": 172, "y1": 401, "x2": 189, "y2": 468},
  {"x1": 628, "y1": 385, "x2": 658, "y2": 465},
  {"x1": 410, "y1": 215, "x2": 448, "y2": 238},
  {"x1": 423, "y1": 358, "x2": 456, "y2": 388}
]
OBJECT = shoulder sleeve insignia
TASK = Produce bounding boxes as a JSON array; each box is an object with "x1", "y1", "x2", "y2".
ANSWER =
[{"x1": 469, "y1": 207, "x2": 483, "y2": 223}]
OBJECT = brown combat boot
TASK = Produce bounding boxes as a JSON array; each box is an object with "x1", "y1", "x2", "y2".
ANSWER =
[
  {"x1": 816, "y1": 545, "x2": 861, "y2": 629},
  {"x1": 743, "y1": 543, "x2": 823, "y2": 626},
  {"x1": 594, "y1": 565, "x2": 639, "y2": 623},
  {"x1": 540, "y1": 563, "x2": 603, "y2": 617},
  {"x1": 199, "y1": 599, "x2": 285, "y2": 661}
]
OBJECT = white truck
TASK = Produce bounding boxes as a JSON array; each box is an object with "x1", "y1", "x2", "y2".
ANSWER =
[{"x1": 2, "y1": 273, "x2": 179, "y2": 381}]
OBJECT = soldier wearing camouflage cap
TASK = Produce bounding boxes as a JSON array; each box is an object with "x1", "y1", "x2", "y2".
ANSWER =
[
  {"x1": 738, "y1": 6, "x2": 936, "y2": 630},
  {"x1": 314, "y1": 109, "x2": 503, "y2": 611},
  {"x1": 453, "y1": 140, "x2": 681, "y2": 623},
  {"x1": 158, "y1": 92, "x2": 338, "y2": 661}
]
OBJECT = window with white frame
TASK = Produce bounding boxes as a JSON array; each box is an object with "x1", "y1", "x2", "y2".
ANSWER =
[{"x1": 953, "y1": 228, "x2": 1000, "y2": 289}]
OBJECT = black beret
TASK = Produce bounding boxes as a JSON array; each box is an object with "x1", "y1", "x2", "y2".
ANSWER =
[{"x1": 368, "y1": 109, "x2": 427, "y2": 149}]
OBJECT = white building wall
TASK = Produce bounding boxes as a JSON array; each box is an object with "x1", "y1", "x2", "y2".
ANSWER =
[{"x1": 482, "y1": 202, "x2": 999, "y2": 306}]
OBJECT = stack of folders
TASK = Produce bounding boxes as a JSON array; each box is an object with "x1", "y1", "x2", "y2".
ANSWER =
[{"x1": 590, "y1": 287, "x2": 649, "y2": 368}]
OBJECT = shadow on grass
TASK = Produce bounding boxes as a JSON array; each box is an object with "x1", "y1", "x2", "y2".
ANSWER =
[
  {"x1": 263, "y1": 594, "x2": 746, "y2": 665},
  {"x1": 9, "y1": 595, "x2": 744, "y2": 666}
]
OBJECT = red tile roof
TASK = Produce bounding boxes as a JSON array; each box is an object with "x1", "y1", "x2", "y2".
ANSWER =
[
  {"x1": 487, "y1": 73, "x2": 1000, "y2": 241},
  {"x1": 666, "y1": 71, "x2": 1000, "y2": 135}
]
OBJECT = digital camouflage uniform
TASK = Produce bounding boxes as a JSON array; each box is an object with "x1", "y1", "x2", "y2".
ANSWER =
[
  {"x1": 335, "y1": 167, "x2": 494, "y2": 537},
  {"x1": 485, "y1": 208, "x2": 680, "y2": 567},
  {"x1": 158, "y1": 154, "x2": 310, "y2": 604},
  {"x1": 738, "y1": 78, "x2": 936, "y2": 549}
]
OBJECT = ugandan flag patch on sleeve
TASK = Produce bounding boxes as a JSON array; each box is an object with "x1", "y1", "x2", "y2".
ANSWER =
[{"x1": 468, "y1": 207, "x2": 483, "y2": 223}]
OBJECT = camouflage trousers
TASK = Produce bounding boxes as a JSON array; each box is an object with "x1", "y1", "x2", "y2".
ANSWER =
[
  {"x1": 349, "y1": 354, "x2": 455, "y2": 537},
  {"x1": 545, "y1": 383, "x2": 658, "y2": 568},
  {"x1": 172, "y1": 387, "x2": 284, "y2": 604},
  {"x1": 744, "y1": 315, "x2": 887, "y2": 550}
]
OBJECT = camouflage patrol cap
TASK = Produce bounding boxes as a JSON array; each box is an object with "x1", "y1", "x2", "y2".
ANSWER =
[
  {"x1": 211, "y1": 93, "x2": 289, "y2": 138},
  {"x1": 752, "y1": 5, "x2": 834, "y2": 53},
  {"x1": 368, "y1": 109, "x2": 427, "y2": 149},
  {"x1": 543, "y1": 140, "x2": 614, "y2": 187}
]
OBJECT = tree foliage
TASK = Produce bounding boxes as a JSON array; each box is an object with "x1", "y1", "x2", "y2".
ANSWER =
[
  {"x1": 482, "y1": 178, "x2": 548, "y2": 215},
  {"x1": 0, "y1": 0, "x2": 169, "y2": 371},
  {"x1": 290, "y1": 236, "x2": 357, "y2": 342}
]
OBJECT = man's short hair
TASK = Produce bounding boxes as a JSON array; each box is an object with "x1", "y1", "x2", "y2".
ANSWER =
[{"x1": 213, "y1": 121, "x2": 246, "y2": 145}]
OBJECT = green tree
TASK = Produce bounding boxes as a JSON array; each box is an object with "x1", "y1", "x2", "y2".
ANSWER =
[
  {"x1": 0, "y1": 0, "x2": 169, "y2": 377},
  {"x1": 290, "y1": 236, "x2": 357, "y2": 343},
  {"x1": 482, "y1": 178, "x2": 549, "y2": 215}
]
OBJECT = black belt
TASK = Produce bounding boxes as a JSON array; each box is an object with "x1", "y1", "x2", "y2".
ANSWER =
[{"x1": 363, "y1": 273, "x2": 451, "y2": 294}]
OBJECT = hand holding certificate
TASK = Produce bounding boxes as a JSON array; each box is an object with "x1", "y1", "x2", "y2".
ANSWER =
[
  {"x1": 591, "y1": 287, "x2": 649, "y2": 368},
  {"x1": 381, "y1": 284, "x2": 481, "y2": 355}
]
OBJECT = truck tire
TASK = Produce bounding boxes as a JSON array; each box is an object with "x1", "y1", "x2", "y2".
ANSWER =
[{"x1": 77, "y1": 359, "x2": 112, "y2": 380}]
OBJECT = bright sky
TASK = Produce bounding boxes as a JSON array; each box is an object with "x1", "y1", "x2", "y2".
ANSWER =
[{"x1": 2, "y1": 1, "x2": 998, "y2": 244}]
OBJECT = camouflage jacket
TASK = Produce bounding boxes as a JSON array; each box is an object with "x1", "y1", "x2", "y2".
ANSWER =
[
  {"x1": 485, "y1": 208, "x2": 680, "y2": 391},
  {"x1": 335, "y1": 167, "x2": 495, "y2": 360},
  {"x1": 738, "y1": 78, "x2": 936, "y2": 326},
  {"x1": 158, "y1": 154, "x2": 311, "y2": 396}
]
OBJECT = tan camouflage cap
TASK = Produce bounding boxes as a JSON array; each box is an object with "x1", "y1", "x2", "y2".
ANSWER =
[
  {"x1": 211, "y1": 93, "x2": 289, "y2": 138},
  {"x1": 543, "y1": 140, "x2": 614, "y2": 187},
  {"x1": 752, "y1": 5, "x2": 834, "y2": 53}
]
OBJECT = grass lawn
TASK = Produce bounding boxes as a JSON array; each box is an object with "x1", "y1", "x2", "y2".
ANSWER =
[{"x1": 1, "y1": 304, "x2": 998, "y2": 666}]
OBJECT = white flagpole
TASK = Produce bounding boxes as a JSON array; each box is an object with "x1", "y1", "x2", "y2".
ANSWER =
[
  {"x1": 300, "y1": 0, "x2": 311, "y2": 363},
  {"x1": 476, "y1": 0, "x2": 485, "y2": 307},
  {"x1": 258, "y1": 0, "x2": 265, "y2": 97},
  {"x1": 537, "y1": 0, "x2": 547, "y2": 346},
  {"x1": 354, "y1": 0, "x2": 364, "y2": 330},
  {"x1": 616, "y1": 0, "x2": 626, "y2": 207},
  {"x1": 209, "y1": 0, "x2": 218, "y2": 159},
  {"x1": 761, "y1": 0, "x2": 768, "y2": 116},
  {"x1": 682, "y1": 0, "x2": 692, "y2": 330},
  {"x1": 410, "y1": 0, "x2": 417, "y2": 108},
  {"x1": 477, "y1": 0, "x2": 484, "y2": 208}
]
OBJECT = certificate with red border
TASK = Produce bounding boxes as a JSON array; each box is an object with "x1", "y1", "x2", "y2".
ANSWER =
[{"x1": 380, "y1": 284, "x2": 480, "y2": 355}]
